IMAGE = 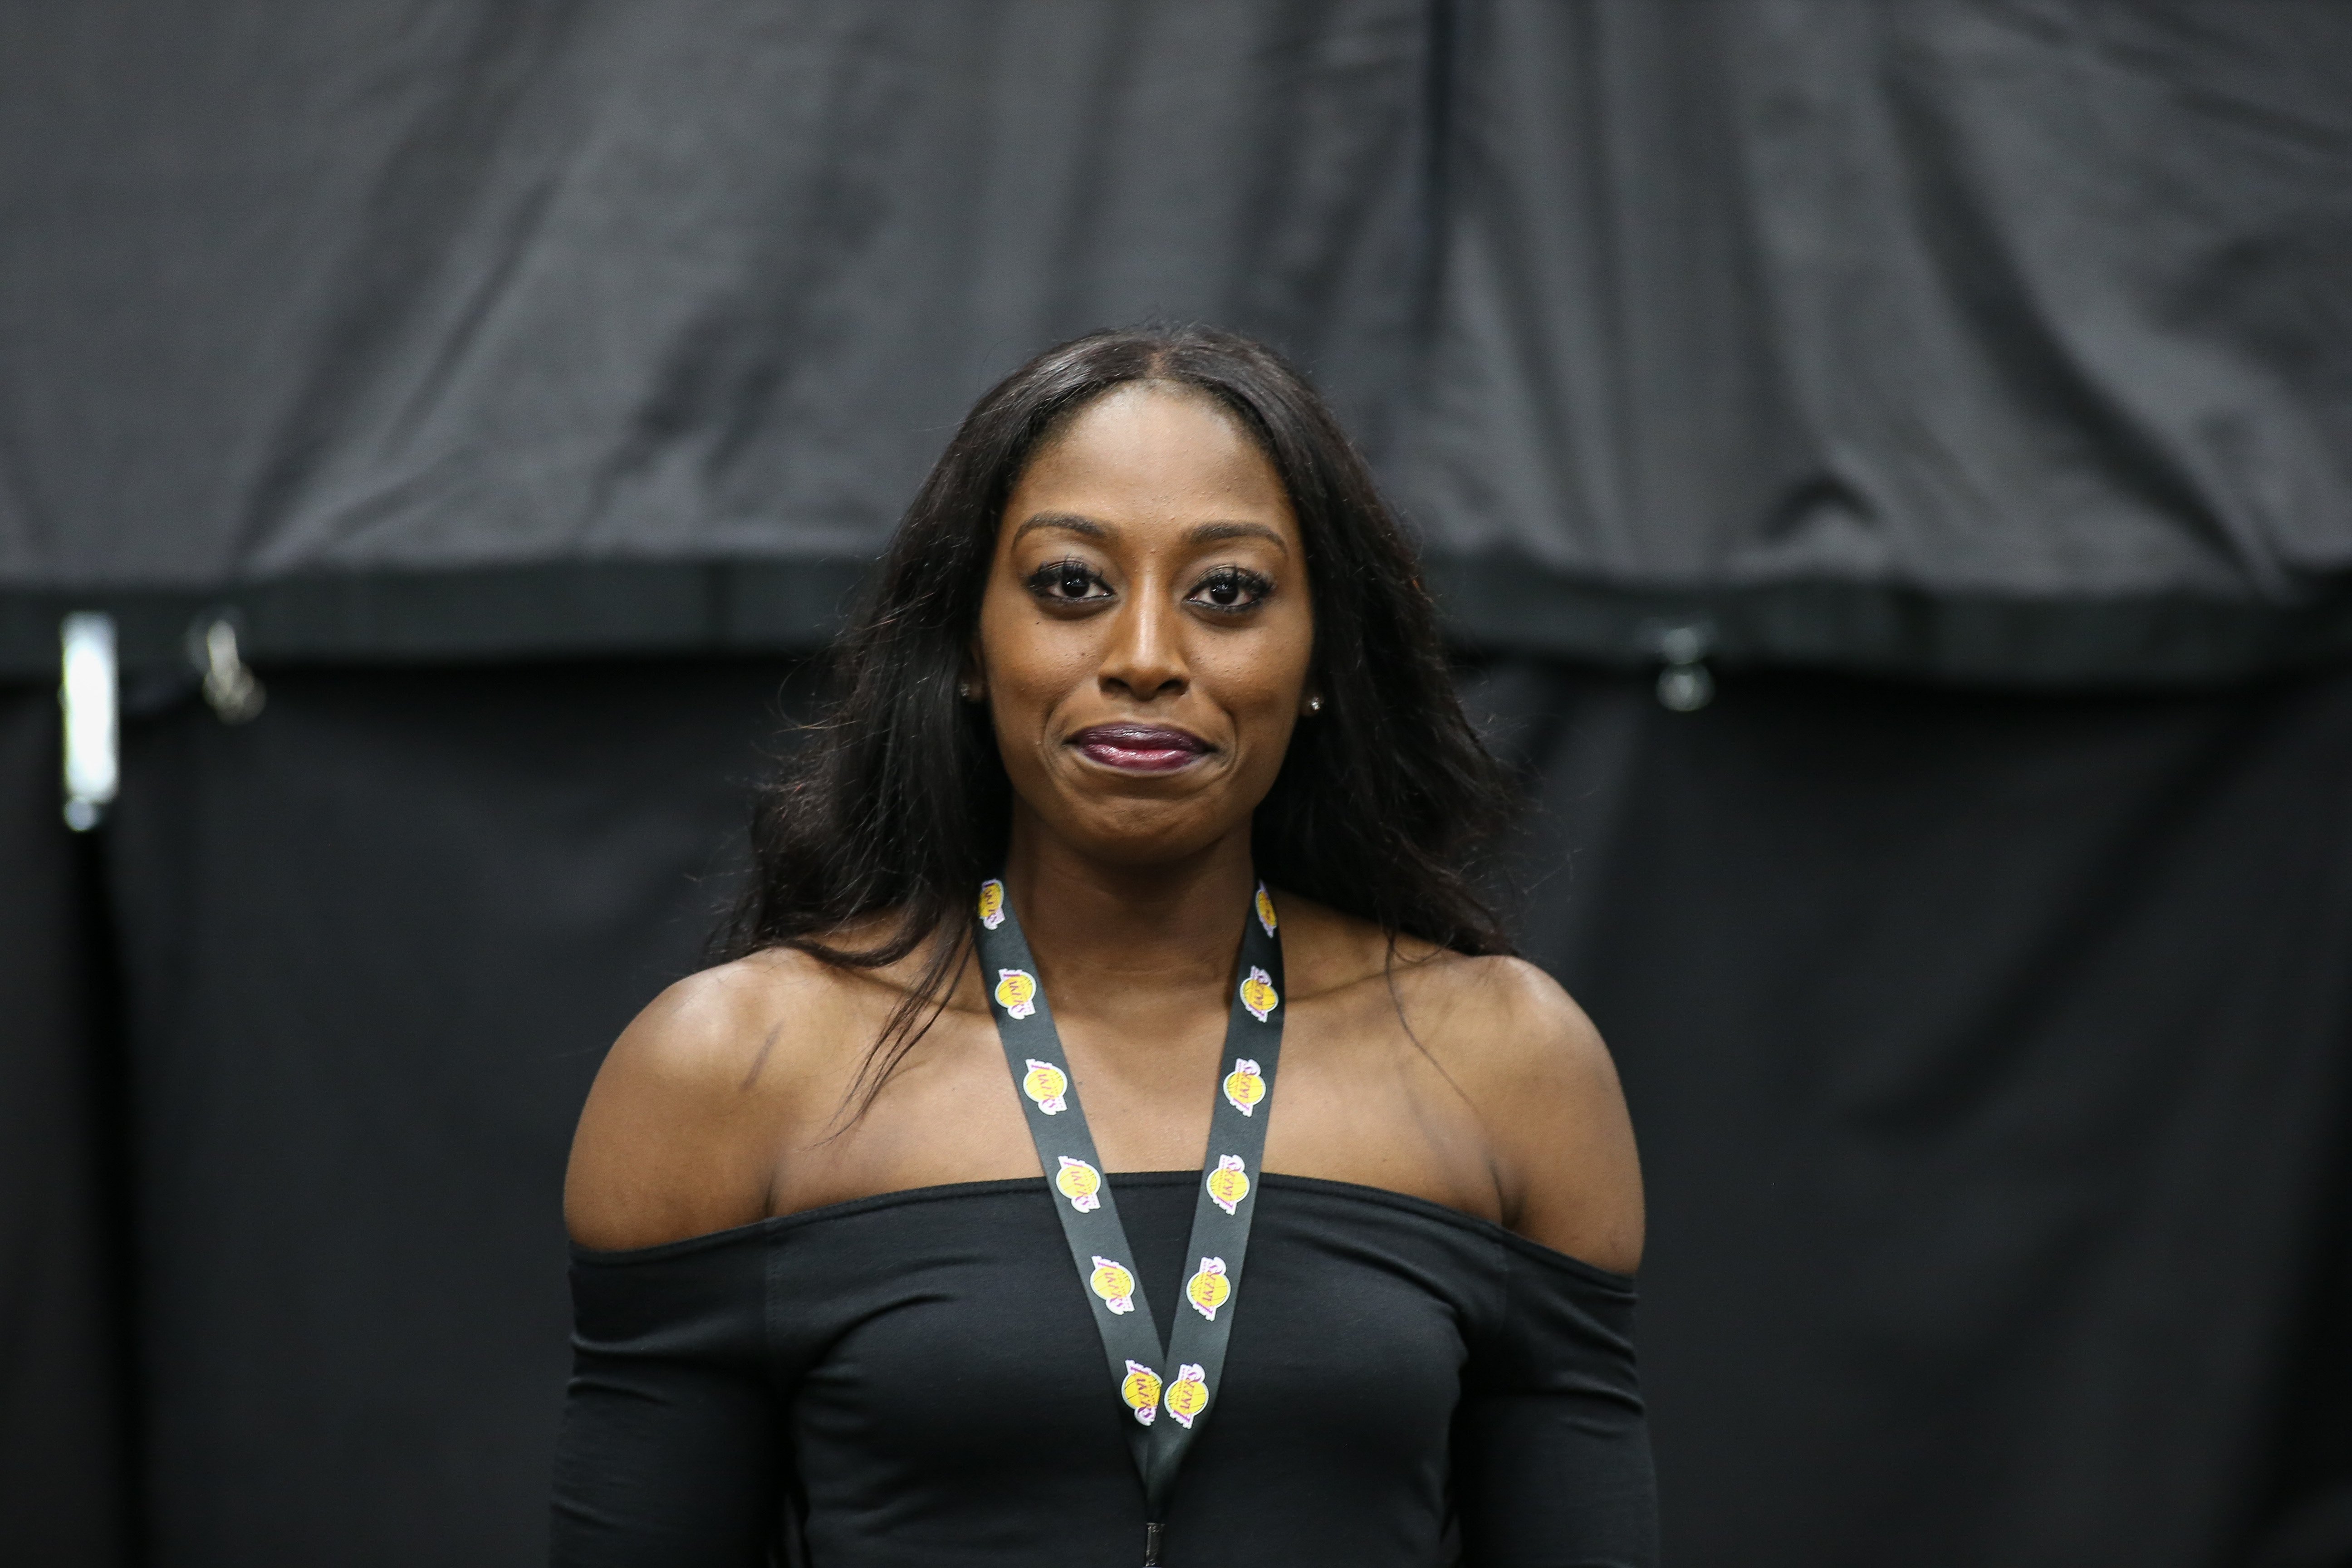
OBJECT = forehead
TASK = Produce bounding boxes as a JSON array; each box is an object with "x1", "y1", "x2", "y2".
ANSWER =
[{"x1": 1005, "y1": 383, "x2": 1296, "y2": 540}]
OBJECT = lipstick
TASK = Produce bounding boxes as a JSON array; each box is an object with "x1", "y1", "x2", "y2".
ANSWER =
[{"x1": 1067, "y1": 723, "x2": 1211, "y2": 774}]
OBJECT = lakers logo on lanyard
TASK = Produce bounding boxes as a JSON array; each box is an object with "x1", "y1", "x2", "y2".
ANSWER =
[{"x1": 973, "y1": 876, "x2": 1284, "y2": 1568}]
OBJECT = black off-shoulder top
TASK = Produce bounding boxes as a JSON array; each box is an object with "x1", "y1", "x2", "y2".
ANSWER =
[{"x1": 550, "y1": 1171, "x2": 1656, "y2": 1567}]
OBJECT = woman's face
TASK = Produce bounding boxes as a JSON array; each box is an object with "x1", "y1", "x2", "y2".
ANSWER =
[{"x1": 975, "y1": 382, "x2": 1315, "y2": 867}]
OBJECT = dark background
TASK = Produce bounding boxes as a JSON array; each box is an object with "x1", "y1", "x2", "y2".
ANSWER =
[{"x1": 5, "y1": 4, "x2": 2351, "y2": 1565}]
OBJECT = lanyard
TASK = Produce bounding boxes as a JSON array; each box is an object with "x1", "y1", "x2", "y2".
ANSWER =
[{"x1": 972, "y1": 876, "x2": 1285, "y2": 1568}]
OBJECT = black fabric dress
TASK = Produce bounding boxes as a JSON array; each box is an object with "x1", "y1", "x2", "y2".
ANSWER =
[{"x1": 550, "y1": 1171, "x2": 1656, "y2": 1567}]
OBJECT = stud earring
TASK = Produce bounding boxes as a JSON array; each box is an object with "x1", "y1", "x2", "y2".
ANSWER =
[
  {"x1": 1305, "y1": 694, "x2": 1323, "y2": 715},
  {"x1": 959, "y1": 679, "x2": 981, "y2": 702}
]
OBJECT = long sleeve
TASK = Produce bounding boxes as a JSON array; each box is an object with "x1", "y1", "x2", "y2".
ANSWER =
[
  {"x1": 550, "y1": 1231, "x2": 786, "y2": 1567},
  {"x1": 1453, "y1": 1243, "x2": 1659, "y2": 1568}
]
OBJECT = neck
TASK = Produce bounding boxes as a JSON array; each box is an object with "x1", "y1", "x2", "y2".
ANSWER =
[{"x1": 1000, "y1": 815, "x2": 1255, "y2": 1014}]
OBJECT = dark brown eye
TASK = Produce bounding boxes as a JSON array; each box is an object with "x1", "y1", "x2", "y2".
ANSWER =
[
  {"x1": 1026, "y1": 559, "x2": 1111, "y2": 604},
  {"x1": 1188, "y1": 567, "x2": 1271, "y2": 613}
]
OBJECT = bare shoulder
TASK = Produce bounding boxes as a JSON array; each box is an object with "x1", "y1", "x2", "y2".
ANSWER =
[
  {"x1": 1267, "y1": 893, "x2": 1642, "y2": 1270},
  {"x1": 563, "y1": 945, "x2": 872, "y2": 1251},
  {"x1": 1405, "y1": 952, "x2": 1645, "y2": 1273},
  {"x1": 1411, "y1": 959, "x2": 1656, "y2": 1279}
]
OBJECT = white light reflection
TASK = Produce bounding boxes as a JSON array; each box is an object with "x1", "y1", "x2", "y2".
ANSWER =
[{"x1": 60, "y1": 612, "x2": 118, "y2": 831}]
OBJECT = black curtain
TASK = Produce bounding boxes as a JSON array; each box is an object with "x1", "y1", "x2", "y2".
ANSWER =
[
  {"x1": 5, "y1": 3, "x2": 2352, "y2": 1564},
  {"x1": 1471, "y1": 660, "x2": 2352, "y2": 1568},
  {"x1": 100, "y1": 661, "x2": 801, "y2": 1563},
  {"x1": 1405, "y1": 2, "x2": 2352, "y2": 677},
  {"x1": 0, "y1": 688, "x2": 132, "y2": 1566},
  {"x1": 0, "y1": 0, "x2": 1429, "y2": 671},
  {"x1": 5, "y1": 659, "x2": 2346, "y2": 1565},
  {"x1": 7, "y1": 2, "x2": 2351, "y2": 680}
]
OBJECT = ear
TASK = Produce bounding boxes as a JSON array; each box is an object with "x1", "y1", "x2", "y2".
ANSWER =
[{"x1": 960, "y1": 642, "x2": 986, "y2": 704}]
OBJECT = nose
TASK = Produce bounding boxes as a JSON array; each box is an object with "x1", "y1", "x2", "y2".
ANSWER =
[{"x1": 1098, "y1": 593, "x2": 1188, "y2": 703}]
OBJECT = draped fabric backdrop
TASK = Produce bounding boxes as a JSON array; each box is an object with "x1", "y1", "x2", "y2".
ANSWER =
[{"x1": 3, "y1": 4, "x2": 2349, "y2": 1565}]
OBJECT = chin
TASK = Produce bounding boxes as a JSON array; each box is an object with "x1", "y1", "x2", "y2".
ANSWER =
[
  {"x1": 1052, "y1": 755, "x2": 1215, "y2": 803},
  {"x1": 1058, "y1": 807, "x2": 1230, "y2": 868}
]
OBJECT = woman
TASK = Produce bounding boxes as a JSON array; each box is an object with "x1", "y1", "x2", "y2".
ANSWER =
[{"x1": 553, "y1": 326, "x2": 1654, "y2": 1566}]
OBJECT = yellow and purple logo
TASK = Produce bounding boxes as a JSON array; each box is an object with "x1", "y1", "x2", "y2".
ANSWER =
[
  {"x1": 1223, "y1": 1058, "x2": 1267, "y2": 1117},
  {"x1": 995, "y1": 968, "x2": 1038, "y2": 1020},
  {"x1": 1121, "y1": 1360, "x2": 1162, "y2": 1425},
  {"x1": 1163, "y1": 1364, "x2": 1210, "y2": 1429},
  {"x1": 1055, "y1": 1155, "x2": 1102, "y2": 1213},
  {"x1": 1239, "y1": 965, "x2": 1279, "y2": 1024},
  {"x1": 1206, "y1": 1154, "x2": 1250, "y2": 1215},
  {"x1": 1186, "y1": 1257, "x2": 1231, "y2": 1321},
  {"x1": 977, "y1": 879, "x2": 1007, "y2": 930},
  {"x1": 1254, "y1": 883, "x2": 1278, "y2": 936},
  {"x1": 1022, "y1": 1057, "x2": 1068, "y2": 1114},
  {"x1": 1090, "y1": 1255, "x2": 1137, "y2": 1315}
]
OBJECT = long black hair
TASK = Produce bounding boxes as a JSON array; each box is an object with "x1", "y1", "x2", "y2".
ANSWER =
[{"x1": 720, "y1": 325, "x2": 1518, "y2": 1107}]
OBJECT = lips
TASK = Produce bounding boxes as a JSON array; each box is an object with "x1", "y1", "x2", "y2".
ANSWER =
[{"x1": 1067, "y1": 723, "x2": 1212, "y2": 774}]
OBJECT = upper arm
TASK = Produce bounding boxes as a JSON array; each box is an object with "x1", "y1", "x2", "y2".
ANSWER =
[
  {"x1": 564, "y1": 955, "x2": 814, "y2": 1251},
  {"x1": 1445, "y1": 958, "x2": 1645, "y2": 1274},
  {"x1": 553, "y1": 1251, "x2": 786, "y2": 1566}
]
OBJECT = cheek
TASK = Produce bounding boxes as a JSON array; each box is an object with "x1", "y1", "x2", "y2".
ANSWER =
[
  {"x1": 978, "y1": 599, "x2": 1092, "y2": 717},
  {"x1": 994, "y1": 633, "x2": 1092, "y2": 709},
  {"x1": 1200, "y1": 634, "x2": 1313, "y2": 722},
  {"x1": 1210, "y1": 659, "x2": 1299, "y2": 715}
]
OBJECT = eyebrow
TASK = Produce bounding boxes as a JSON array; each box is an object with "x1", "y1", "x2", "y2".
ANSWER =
[
  {"x1": 1011, "y1": 513, "x2": 1109, "y2": 545},
  {"x1": 1186, "y1": 521, "x2": 1288, "y2": 553},
  {"x1": 1010, "y1": 513, "x2": 1289, "y2": 554}
]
